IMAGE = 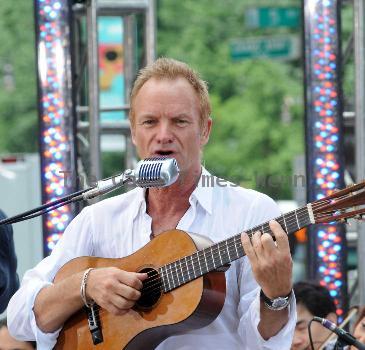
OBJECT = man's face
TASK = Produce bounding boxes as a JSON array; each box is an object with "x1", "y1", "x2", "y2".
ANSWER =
[
  {"x1": 131, "y1": 77, "x2": 212, "y2": 178},
  {"x1": 0, "y1": 326, "x2": 34, "y2": 350},
  {"x1": 291, "y1": 303, "x2": 333, "y2": 350}
]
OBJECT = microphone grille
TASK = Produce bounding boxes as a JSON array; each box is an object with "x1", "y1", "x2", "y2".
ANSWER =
[{"x1": 136, "y1": 157, "x2": 179, "y2": 188}]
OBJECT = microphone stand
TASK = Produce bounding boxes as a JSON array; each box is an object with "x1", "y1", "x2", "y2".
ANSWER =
[
  {"x1": 313, "y1": 316, "x2": 365, "y2": 350},
  {"x1": 0, "y1": 170, "x2": 133, "y2": 226},
  {"x1": 334, "y1": 338, "x2": 348, "y2": 350},
  {"x1": 0, "y1": 157, "x2": 179, "y2": 226}
]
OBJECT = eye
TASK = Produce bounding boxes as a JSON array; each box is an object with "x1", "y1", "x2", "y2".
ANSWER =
[
  {"x1": 141, "y1": 119, "x2": 157, "y2": 126},
  {"x1": 175, "y1": 119, "x2": 189, "y2": 126}
]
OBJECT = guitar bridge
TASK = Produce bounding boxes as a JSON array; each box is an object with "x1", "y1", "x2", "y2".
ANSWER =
[{"x1": 85, "y1": 304, "x2": 103, "y2": 345}]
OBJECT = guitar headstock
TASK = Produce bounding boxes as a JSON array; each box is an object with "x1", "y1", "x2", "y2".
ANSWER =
[{"x1": 311, "y1": 180, "x2": 365, "y2": 224}]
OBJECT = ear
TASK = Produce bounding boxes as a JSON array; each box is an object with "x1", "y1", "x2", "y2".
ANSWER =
[
  {"x1": 200, "y1": 117, "x2": 212, "y2": 147},
  {"x1": 130, "y1": 124, "x2": 137, "y2": 146}
]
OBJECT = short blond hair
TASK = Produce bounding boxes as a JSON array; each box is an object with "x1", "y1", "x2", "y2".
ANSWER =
[{"x1": 129, "y1": 57, "x2": 211, "y2": 127}]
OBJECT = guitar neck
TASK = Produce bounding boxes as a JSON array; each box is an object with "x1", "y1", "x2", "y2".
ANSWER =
[{"x1": 159, "y1": 204, "x2": 314, "y2": 292}]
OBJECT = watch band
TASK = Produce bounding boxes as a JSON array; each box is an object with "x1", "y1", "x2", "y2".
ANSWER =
[{"x1": 260, "y1": 289, "x2": 292, "y2": 311}]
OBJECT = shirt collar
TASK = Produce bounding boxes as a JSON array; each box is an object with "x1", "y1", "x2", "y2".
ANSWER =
[
  {"x1": 132, "y1": 166, "x2": 213, "y2": 217},
  {"x1": 190, "y1": 166, "x2": 213, "y2": 215},
  {"x1": 132, "y1": 187, "x2": 147, "y2": 219}
]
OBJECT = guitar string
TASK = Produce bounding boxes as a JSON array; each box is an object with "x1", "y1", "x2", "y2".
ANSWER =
[
  {"x1": 89, "y1": 193, "x2": 363, "y2": 310},
  {"x1": 141, "y1": 200, "x2": 350, "y2": 296},
  {"x1": 141, "y1": 200, "x2": 348, "y2": 296},
  {"x1": 140, "y1": 207, "x2": 312, "y2": 295},
  {"x1": 141, "y1": 206, "x2": 314, "y2": 293},
  {"x1": 154, "y1": 206, "x2": 310, "y2": 276}
]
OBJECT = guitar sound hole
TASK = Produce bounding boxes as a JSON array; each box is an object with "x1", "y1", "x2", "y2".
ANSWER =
[{"x1": 136, "y1": 267, "x2": 162, "y2": 309}]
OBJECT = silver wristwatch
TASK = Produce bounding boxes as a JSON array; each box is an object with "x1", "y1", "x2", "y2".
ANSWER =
[{"x1": 260, "y1": 289, "x2": 292, "y2": 311}]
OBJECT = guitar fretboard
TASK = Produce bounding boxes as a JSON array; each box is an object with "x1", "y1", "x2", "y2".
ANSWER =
[{"x1": 158, "y1": 205, "x2": 313, "y2": 292}]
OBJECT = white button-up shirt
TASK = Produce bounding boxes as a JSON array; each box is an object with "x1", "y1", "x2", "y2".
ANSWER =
[{"x1": 7, "y1": 168, "x2": 296, "y2": 350}]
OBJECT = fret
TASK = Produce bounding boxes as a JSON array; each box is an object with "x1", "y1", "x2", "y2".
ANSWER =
[
  {"x1": 173, "y1": 261, "x2": 179, "y2": 287},
  {"x1": 160, "y1": 267, "x2": 167, "y2": 292},
  {"x1": 282, "y1": 214, "x2": 289, "y2": 234},
  {"x1": 294, "y1": 209, "x2": 300, "y2": 230},
  {"x1": 167, "y1": 263, "x2": 174, "y2": 289},
  {"x1": 173, "y1": 262, "x2": 179, "y2": 288},
  {"x1": 217, "y1": 243, "x2": 223, "y2": 266},
  {"x1": 179, "y1": 259, "x2": 185, "y2": 284},
  {"x1": 237, "y1": 236, "x2": 244, "y2": 258},
  {"x1": 164, "y1": 266, "x2": 171, "y2": 291},
  {"x1": 203, "y1": 248, "x2": 209, "y2": 273},
  {"x1": 197, "y1": 251, "x2": 203, "y2": 275},
  {"x1": 234, "y1": 236, "x2": 239, "y2": 258},
  {"x1": 184, "y1": 256, "x2": 190, "y2": 281},
  {"x1": 191, "y1": 254, "x2": 197, "y2": 278},
  {"x1": 211, "y1": 246, "x2": 216, "y2": 269},
  {"x1": 226, "y1": 239, "x2": 231, "y2": 261}
]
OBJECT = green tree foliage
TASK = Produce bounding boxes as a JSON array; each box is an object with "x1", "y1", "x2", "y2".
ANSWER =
[
  {"x1": 0, "y1": 1, "x2": 37, "y2": 153},
  {"x1": 3, "y1": 0, "x2": 354, "y2": 200},
  {"x1": 157, "y1": 0, "x2": 304, "y2": 198}
]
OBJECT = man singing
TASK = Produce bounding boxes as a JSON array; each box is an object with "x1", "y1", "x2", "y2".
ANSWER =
[{"x1": 8, "y1": 58, "x2": 296, "y2": 349}]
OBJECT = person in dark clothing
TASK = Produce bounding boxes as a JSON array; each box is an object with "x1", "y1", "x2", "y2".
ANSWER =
[{"x1": 0, "y1": 209, "x2": 19, "y2": 313}]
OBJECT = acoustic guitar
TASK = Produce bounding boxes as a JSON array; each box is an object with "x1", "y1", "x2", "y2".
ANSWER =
[{"x1": 54, "y1": 181, "x2": 365, "y2": 349}]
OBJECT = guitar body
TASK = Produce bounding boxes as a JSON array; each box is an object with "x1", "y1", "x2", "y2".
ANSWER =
[{"x1": 54, "y1": 229, "x2": 227, "y2": 350}]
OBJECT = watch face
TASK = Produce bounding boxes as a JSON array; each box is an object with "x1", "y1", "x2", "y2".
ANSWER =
[{"x1": 272, "y1": 297, "x2": 288, "y2": 309}]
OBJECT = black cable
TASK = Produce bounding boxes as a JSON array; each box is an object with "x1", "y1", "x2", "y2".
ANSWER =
[
  {"x1": 308, "y1": 318, "x2": 316, "y2": 350},
  {"x1": 0, "y1": 189, "x2": 90, "y2": 225}
]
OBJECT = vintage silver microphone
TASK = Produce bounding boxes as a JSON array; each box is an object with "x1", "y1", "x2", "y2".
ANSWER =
[{"x1": 82, "y1": 157, "x2": 180, "y2": 200}]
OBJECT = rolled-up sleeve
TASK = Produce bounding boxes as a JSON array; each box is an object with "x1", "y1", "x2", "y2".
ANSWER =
[
  {"x1": 236, "y1": 192, "x2": 296, "y2": 349},
  {"x1": 7, "y1": 206, "x2": 94, "y2": 349},
  {"x1": 237, "y1": 259, "x2": 296, "y2": 349}
]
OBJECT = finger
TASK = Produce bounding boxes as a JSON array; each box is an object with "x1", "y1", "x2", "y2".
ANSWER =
[
  {"x1": 269, "y1": 220, "x2": 290, "y2": 252},
  {"x1": 260, "y1": 232, "x2": 276, "y2": 253},
  {"x1": 111, "y1": 294, "x2": 135, "y2": 310},
  {"x1": 118, "y1": 271, "x2": 145, "y2": 290},
  {"x1": 241, "y1": 232, "x2": 258, "y2": 264},
  {"x1": 137, "y1": 273, "x2": 149, "y2": 281},
  {"x1": 251, "y1": 231, "x2": 264, "y2": 257},
  {"x1": 113, "y1": 283, "x2": 141, "y2": 301}
]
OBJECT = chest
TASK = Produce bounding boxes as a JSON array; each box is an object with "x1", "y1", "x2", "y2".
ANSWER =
[{"x1": 151, "y1": 212, "x2": 185, "y2": 236}]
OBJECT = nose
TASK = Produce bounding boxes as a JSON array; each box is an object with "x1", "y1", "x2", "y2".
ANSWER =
[
  {"x1": 156, "y1": 121, "x2": 173, "y2": 144},
  {"x1": 291, "y1": 334, "x2": 305, "y2": 348}
]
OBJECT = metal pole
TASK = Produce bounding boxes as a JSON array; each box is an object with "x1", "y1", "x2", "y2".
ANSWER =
[
  {"x1": 124, "y1": 14, "x2": 136, "y2": 170},
  {"x1": 34, "y1": 0, "x2": 78, "y2": 255},
  {"x1": 354, "y1": 0, "x2": 365, "y2": 305},
  {"x1": 86, "y1": 0, "x2": 101, "y2": 181},
  {"x1": 145, "y1": 0, "x2": 156, "y2": 64},
  {"x1": 303, "y1": 0, "x2": 348, "y2": 318}
]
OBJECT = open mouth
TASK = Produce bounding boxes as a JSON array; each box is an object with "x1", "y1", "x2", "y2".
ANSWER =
[{"x1": 155, "y1": 151, "x2": 174, "y2": 156}]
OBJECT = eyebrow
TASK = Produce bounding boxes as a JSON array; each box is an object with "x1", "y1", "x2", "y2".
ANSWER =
[{"x1": 173, "y1": 113, "x2": 190, "y2": 118}]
